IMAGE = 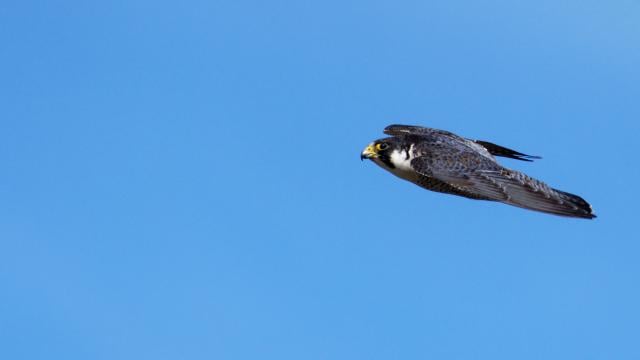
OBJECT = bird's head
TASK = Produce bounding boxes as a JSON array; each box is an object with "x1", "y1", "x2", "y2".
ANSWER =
[{"x1": 360, "y1": 137, "x2": 403, "y2": 169}]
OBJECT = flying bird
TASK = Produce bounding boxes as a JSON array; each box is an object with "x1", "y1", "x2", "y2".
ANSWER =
[{"x1": 361, "y1": 125, "x2": 596, "y2": 219}]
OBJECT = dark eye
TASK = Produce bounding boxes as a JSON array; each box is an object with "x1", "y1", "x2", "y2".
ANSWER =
[{"x1": 376, "y1": 143, "x2": 389, "y2": 151}]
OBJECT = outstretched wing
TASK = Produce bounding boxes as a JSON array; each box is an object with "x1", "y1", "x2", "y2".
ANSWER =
[{"x1": 410, "y1": 153, "x2": 595, "y2": 219}]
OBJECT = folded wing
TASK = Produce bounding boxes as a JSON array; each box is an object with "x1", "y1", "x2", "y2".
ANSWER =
[
  {"x1": 410, "y1": 154, "x2": 596, "y2": 219},
  {"x1": 384, "y1": 124, "x2": 541, "y2": 162}
]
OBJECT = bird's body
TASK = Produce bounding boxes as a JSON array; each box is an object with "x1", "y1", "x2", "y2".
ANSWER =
[{"x1": 361, "y1": 125, "x2": 596, "y2": 219}]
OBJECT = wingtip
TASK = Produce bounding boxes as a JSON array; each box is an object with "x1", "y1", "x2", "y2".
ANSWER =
[
  {"x1": 517, "y1": 154, "x2": 542, "y2": 162},
  {"x1": 475, "y1": 140, "x2": 542, "y2": 162}
]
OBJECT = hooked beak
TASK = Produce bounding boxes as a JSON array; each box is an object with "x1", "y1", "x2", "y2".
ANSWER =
[{"x1": 360, "y1": 144, "x2": 377, "y2": 161}]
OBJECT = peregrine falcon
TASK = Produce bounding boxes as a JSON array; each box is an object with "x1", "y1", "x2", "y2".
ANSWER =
[{"x1": 361, "y1": 125, "x2": 596, "y2": 219}]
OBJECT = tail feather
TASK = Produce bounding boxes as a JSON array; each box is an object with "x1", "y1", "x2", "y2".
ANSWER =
[{"x1": 552, "y1": 190, "x2": 597, "y2": 219}]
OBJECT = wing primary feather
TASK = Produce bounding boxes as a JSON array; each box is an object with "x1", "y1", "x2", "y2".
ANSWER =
[{"x1": 474, "y1": 140, "x2": 541, "y2": 162}]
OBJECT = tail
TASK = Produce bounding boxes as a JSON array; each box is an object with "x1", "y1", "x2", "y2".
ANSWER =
[{"x1": 548, "y1": 189, "x2": 597, "y2": 219}]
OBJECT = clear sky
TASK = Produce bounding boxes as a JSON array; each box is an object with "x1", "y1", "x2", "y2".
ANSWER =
[{"x1": 2, "y1": 0, "x2": 639, "y2": 359}]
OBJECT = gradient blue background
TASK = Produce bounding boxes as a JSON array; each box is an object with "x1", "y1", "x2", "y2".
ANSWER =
[{"x1": 2, "y1": 0, "x2": 639, "y2": 359}]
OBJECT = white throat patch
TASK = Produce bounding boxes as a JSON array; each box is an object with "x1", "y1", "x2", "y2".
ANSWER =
[
  {"x1": 369, "y1": 144, "x2": 418, "y2": 183},
  {"x1": 389, "y1": 146, "x2": 415, "y2": 172}
]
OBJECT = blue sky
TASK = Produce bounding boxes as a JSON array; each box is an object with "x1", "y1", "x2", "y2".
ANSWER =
[{"x1": 1, "y1": 0, "x2": 639, "y2": 359}]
